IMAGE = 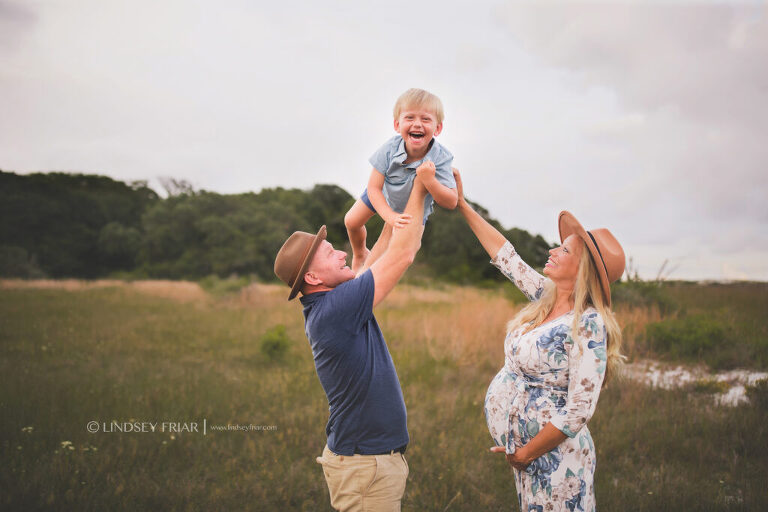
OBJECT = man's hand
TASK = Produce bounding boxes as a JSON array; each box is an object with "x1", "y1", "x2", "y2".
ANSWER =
[
  {"x1": 386, "y1": 212, "x2": 413, "y2": 229},
  {"x1": 416, "y1": 160, "x2": 436, "y2": 182}
]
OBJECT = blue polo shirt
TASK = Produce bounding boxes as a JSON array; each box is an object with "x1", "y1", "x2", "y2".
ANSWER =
[
  {"x1": 369, "y1": 135, "x2": 455, "y2": 223},
  {"x1": 300, "y1": 269, "x2": 409, "y2": 455}
]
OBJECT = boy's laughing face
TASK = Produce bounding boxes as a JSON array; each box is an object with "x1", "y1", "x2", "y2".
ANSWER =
[{"x1": 394, "y1": 106, "x2": 442, "y2": 156}]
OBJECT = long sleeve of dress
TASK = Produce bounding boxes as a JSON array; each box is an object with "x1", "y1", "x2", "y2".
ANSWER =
[
  {"x1": 549, "y1": 310, "x2": 607, "y2": 438},
  {"x1": 490, "y1": 240, "x2": 547, "y2": 301}
]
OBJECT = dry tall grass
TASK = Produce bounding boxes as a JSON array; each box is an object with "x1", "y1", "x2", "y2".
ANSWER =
[
  {"x1": 378, "y1": 285, "x2": 520, "y2": 365},
  {"x1": 613, "y1": 303, "x2": 665, "y2": 360},
  {"x1": 378, "y1": 286, "x2": 678, "y2": 372},
  {"x1": 0, "y1": 278, "x2": 208, "y2": 303},
  {"x1": 233, "y1": 281, "x2": 671, "y2": 367},
  {"x1": 0, "y1": 278, "x2": 684, "y2": 367}
]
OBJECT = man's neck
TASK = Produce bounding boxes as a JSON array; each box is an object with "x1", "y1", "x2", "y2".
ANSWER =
[{"x1": 303, "y1": 284, "x2": 334, "y2": 296}]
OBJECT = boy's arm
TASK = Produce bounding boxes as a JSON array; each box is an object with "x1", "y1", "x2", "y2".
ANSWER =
[
  {"x1": 370, "y1": 178, "x2": 428, "y2": 307},
  {"x1": 425, "y1": 180, "x2": 458, "y2": 209},
  {"x1": 367, "y1": 169, "x2": 411, "y2": 228},
  {"x1": 416, "y1": 161, "x2": 458, "y2": 209}
]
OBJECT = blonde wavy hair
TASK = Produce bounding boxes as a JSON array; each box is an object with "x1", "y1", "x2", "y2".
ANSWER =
[{"x1": 506, "y1": 241, "x2": 624, "y2": 386}]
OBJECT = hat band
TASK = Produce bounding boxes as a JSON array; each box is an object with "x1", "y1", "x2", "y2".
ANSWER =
[
  {"x1": 586, "y1": 231, "x2": 608, "y2": 277},
  {"x1": 291, "y1": 240, "x2": 315, "y2": 288}
]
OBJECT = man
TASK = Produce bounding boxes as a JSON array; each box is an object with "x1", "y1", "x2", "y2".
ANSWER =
[{"x1": 274, "y1": 169, "x2": 433, "y2": 511}]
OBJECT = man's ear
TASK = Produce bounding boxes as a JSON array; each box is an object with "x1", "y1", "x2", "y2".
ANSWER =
[
  {"x1": 394, "y1": 118, "x2": 400, "y2": 132},
  {"x1": 303, "y1": 271, "x2": 322, "y2": 286},
  {"x1": 433, "y1": 122, "x2": 443, "y2": 137}
]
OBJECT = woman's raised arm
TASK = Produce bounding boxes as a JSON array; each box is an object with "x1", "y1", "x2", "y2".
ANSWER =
[{"x1": 453, "y1": 168, "x2": 507, "y2": 260}]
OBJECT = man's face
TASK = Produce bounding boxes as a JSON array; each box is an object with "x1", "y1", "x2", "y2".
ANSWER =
[{"x1": 305, "y1": 240, "x2": 355, "y2": 289}]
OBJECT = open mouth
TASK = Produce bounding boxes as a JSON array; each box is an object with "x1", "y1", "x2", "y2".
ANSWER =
[{"x1": 409, "y1": 132, "x2": 425, "y2": 140}]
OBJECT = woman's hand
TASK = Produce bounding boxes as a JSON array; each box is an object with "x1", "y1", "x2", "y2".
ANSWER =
[
  {"x1": 490, "y1": 446, "x2": 533, "y2": 471},
  {"x1": 491, "y1": 423, "x2": 566, "y2": 472},
  {"x1": 452, "y1": 168, "x2": 467, "y2": 209}
]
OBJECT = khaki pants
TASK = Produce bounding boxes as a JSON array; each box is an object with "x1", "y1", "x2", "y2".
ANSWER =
[{"x1": 316, "y1": 444, "x2": 409, "y2": 512}]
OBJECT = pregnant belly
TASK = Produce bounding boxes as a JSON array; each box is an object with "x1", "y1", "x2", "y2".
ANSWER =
[{"x1": 483, "y1": 369, "x2": 518, "y2": 449}]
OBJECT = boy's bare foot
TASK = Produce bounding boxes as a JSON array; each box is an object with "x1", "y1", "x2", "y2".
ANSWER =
[{"x1": 351, "y1": 247, "x2": 370, "y2": 274}]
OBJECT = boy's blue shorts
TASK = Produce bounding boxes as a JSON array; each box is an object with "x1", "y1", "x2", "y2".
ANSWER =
[
  {"x1": 360, "y1": 188, "x2": 376, "y2": 213},
  {"x1": 360, "y1": 188, "x2": 428, "y2": 225}
]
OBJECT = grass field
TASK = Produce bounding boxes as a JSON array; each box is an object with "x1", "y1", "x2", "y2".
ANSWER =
[{"x1": 1, "y1": 279, "x2": 767, "y2": 511}]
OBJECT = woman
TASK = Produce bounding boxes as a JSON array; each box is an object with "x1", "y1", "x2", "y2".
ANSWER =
[{"x1": 453, "y1": 170, "x2": 625, "y2": 511}]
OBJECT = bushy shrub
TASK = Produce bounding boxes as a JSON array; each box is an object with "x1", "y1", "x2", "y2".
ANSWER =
[
  {"x1": 646, "y1": 314, "x2": 725, "y2": 360},
  {"x1": 260, "y1": 325, "x2": 291, "y2": 362},
  {"x1": 746, "y1": 379, "x2": 768, "y2": 410},
  {"x1": 0, "y1": 245, "x2": 46, "y2": 278},
  {"x1": 612, "y1": 280, "x2": 677, "y2": 314}
]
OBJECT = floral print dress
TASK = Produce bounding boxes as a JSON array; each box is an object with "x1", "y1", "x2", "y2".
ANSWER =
[{"x1": 484, "y1": 241, "x2": 608, "y2": 512}]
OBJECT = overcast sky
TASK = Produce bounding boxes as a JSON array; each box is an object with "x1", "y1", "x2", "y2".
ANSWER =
[{"x1": 1, "y1": 0, "x2": 766, "y2": 280}]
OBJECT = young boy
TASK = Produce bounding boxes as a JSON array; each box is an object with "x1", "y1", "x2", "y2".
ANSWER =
[{"x1": 344, "y1": 88, "x2": 458, "y2": 273}]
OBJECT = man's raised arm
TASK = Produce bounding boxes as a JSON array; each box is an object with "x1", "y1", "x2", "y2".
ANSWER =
[{"x1": 369, "y1": 177, "x2": 428, "y2": 306}]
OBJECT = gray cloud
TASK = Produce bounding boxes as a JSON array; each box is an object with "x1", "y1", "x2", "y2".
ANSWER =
[
  {"x1": 493, "y1": 1, "x2": 768, "y2": 269},
  {"x1": 0, "y1": 0, "x2": 36, "y2": 51},
  {"x1": 498, "y1": 2, "x2": 768, "y2": 125}
]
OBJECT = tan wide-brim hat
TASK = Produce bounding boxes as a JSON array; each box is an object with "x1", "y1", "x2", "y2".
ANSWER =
[
  {"x1": 558, "y1": 211, "x2": 625, "y2": 306},
  {"x1": 274, "y1": 225, "x2": 327, "y2": 300}
]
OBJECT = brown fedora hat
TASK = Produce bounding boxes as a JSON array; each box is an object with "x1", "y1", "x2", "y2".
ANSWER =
[
  {"x1": 274, "y1": 225, "x2": 327, "y2": 300},
  {"x1": 558, "y1": 211, "x2": 625, "y2": 306}
]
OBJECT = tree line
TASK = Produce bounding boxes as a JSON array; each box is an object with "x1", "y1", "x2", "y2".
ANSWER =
[{"x1": 0, "y1": 170, "x2": 552, "y2": 284}]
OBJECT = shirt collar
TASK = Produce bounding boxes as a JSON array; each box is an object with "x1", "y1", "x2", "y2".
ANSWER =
[
  {"x1": 393, "y1": 137, "x2": 408, "y2": 162},
  {"x1": 393, "y1": 137, "x2": 436, "y2": 168},
  {"x1": 299, "y1": 290, "x2": 327, "y2": 307}
]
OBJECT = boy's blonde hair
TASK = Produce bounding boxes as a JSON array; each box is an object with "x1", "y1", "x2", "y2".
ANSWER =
[{"x1": 393, "y1": 88, "x2": 444, "y2": 124}]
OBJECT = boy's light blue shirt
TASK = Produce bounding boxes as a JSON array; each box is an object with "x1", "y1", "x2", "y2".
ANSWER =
[{"x1": 369, "y1": 135, "x2": 455, "y2": 223}]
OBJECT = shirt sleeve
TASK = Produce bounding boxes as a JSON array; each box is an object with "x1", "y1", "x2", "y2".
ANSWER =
[
  {"x1": 322, "y1": 270, "x2": 375, "y2": 333},
  {"x1": 490, "y1": 241, "x2": 547, "y2": 301},
  {"x1": 369, "y1": 137, "x2": 395, "y2": 175},
  {"x1": 549, "y1": 311, "x2": 607, "y2": 438}
]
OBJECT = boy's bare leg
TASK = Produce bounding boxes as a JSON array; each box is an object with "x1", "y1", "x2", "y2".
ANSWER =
[
  {"x1": 344, "y1": 199, "x2": 375, "y2": 273},
  {"x1": 358, "y1": 224, "x2": 393, "y2": 275}
]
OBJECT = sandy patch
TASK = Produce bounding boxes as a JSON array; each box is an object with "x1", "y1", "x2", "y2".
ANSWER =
[{"x1": 624, "y1": 359, "x2": 768, "y2": 406}]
